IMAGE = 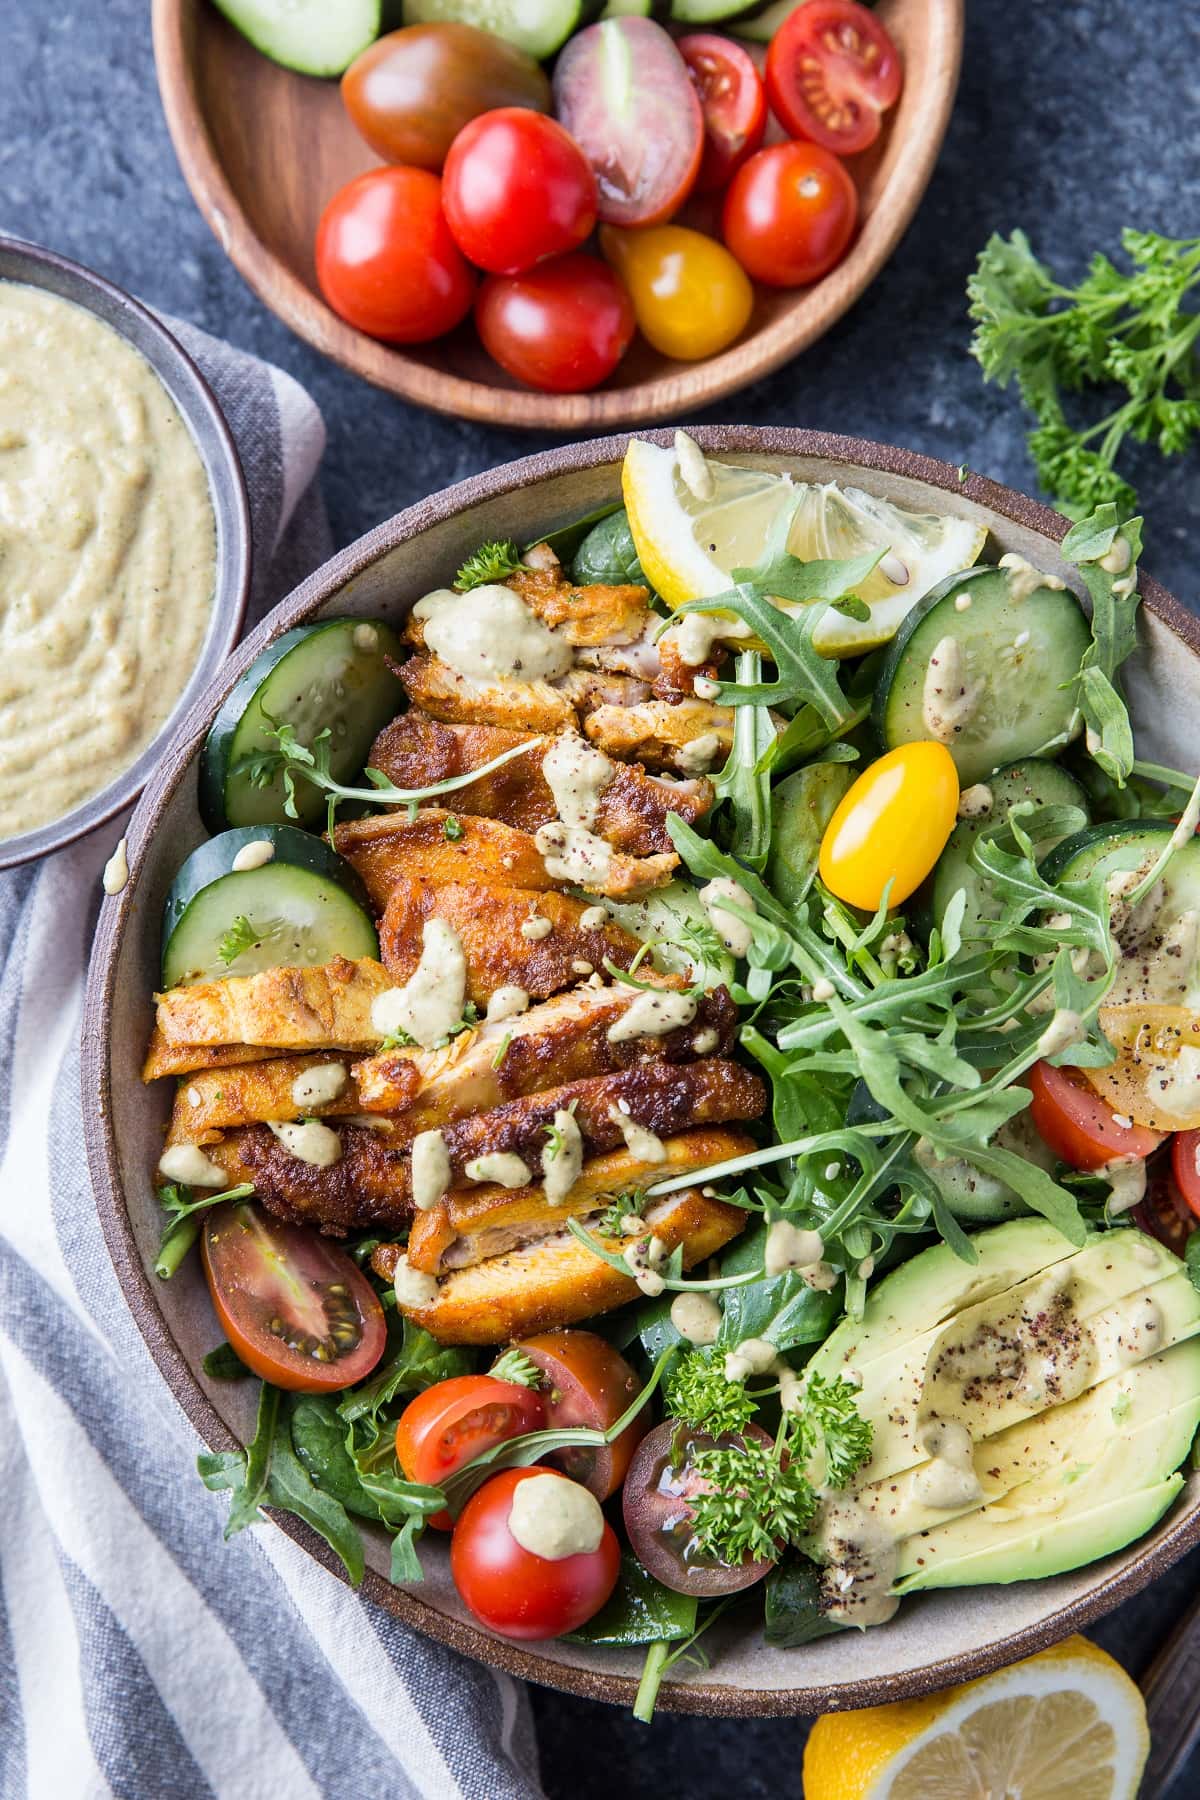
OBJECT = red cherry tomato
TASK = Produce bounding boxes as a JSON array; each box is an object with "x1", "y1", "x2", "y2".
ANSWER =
[
  {"x1": 766, "y1": 0, "x2": 903, "y2": 156},
  {"x1": 679, "y1": 34, "x2": 767, "y2": 195},
  {"x1": 441, "y1": 108, "x2": 597, "y2": 275},
  {"x1": 553, "y1": 18, "x2": 704, "y2": 227},
  {"x1": 451, "y1": 1467, "x2": 620, "y2": 1639},
  {"x1": 315, "y1": 166, "x2": 475, "y2": 343},
  {"x1": 395, "y1": 1375, "x2": 546, "y2": 1530},
  {"x1": 503, "y1": 1331, "x2": 646, "y2": 1500},
  {"x1": 1133, "y1": 1165, "x2": 1195, "y2": 1254},
  {"x1": 1026, "y1": 1060, "x2": 1166, "y2": 1173},
  {"x1": 1171, "y1": 1131, "x2": 1200, "y2": 1220},
  {"x1": 722, "y1": 142, "x2": 858, "y2": 288},
  {"x1": 201, "y1": 1203, "x2": 386, "y2": 1393},
  {"x1": 475, "y1": 253, "x2": 635, "y2": 393}
]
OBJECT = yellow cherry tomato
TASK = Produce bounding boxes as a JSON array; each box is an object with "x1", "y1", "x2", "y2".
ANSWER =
[
  {"x1": 818, "y1": 742, "x2": 960, "y2": 912},
  {"x1": 599, "y1": 223, "x2": 754, "y2": 361}
]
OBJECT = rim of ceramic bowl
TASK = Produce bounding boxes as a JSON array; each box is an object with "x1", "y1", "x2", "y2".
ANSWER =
[
  {"x1": 83, "y1": 426, "x2": 1200, "y2": 1715},
  {"x1": 0, "y1": 234, "x2": 252, "y2": 870}
]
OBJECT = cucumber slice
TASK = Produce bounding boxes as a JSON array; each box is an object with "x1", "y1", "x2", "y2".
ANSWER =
[
  {"x1": 931, "y1": 759, "x2": 1090, "y2": 941},
  {"x1": 670, "y1": 0, "x2": 762, "y2": 23},
  {"x1": 768, "y1": 761, "x2": 854, "y2": 908},
  {"x1": 401, "y1": 0, "x2": 595, "y2": 59},
  {"x1": 578, "y1": 879, "x2": 736, "y2": 988},
  {"x1": 873, "y1": 563, "x2": 1090, "y2": 788},
  {"x1": 733, "y1": 0, "x2": 806, "y2": 43},
  {"x1": 213, "y1": 0, "x2": 381, "y2": 75},
  {"x1": 201, "y1": 620, "x2": 403, "y2": 831},
  {"x1": 162, "y1": 826, "x2": 378, "y2": 988}
]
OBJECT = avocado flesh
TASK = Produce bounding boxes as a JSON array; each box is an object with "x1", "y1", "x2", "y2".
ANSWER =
[{"x1": 804, "y1": 1222, "x2": 1200, "y2": 1606}]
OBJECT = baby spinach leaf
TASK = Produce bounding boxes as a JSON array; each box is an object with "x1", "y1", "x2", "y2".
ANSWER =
[
  {"x1": 716, "y1": 1225, "x2": 842, "y2": 1352},
  {"x1": 265, "y1": 1424, "x2": 365, "y2": 1587},
  {"x1": 202, "y1": 1342, "x2": 252, "y2": 1381},
  {"x1": 764, "y1": 1559, "x2": 844, "y2": 1647},
  {"x1": 566, "y1": 1553, "x2": 698, "y2": 1646},
  {"x1": 290, "y1": 1394, "x2": 382, "y2": 1520},
  {"x1": 570, "y1": 507, "x2": 650, "y2": 588}
]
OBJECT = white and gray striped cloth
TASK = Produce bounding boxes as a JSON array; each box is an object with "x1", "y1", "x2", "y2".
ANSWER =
[{"x1": 0, "y1": 322, "x2": 542, "y2": 1799}]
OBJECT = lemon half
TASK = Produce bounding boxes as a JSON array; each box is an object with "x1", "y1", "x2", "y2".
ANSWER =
[
  {"x1": 622, "y1": 436, "x2": 986, "y2": 658},
  {"x1": 802, "y1": 1635, "x2": 1148, "y2": 1800}
]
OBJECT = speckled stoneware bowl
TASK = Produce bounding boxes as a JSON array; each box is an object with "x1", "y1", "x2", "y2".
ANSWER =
[
  {"x1": 0, "y1": 235, "x2": 251, "y2": 870},
  {"x1": 83, "y1": 428, "x2": 1200, "y2": 1715}
]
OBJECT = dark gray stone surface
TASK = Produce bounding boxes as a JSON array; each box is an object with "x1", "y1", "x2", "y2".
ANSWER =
[{"x1": 4, "y1": 0, "x2": 1199, "y2": 1792}]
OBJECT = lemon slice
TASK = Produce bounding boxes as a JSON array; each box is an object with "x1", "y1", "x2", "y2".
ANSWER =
[
  {"x1": 622, "y1": 436, "x2": 986, "y2": 658},
  {"x1": 802, "y1": 1636, "x2": 1148, "y2": 1800}
]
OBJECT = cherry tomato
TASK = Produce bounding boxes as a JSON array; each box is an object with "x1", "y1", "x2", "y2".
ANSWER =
[
  {"x1": 315, "y1": 167, "x2": 475, "y2": 343},
  {"x1": 475, "y1": 253, "x2": 635, "y2": 393},
  {"x1": 766, "y1": 0, "x2": 903, "y2": 156},
  {"x1": 679, "y1": 34, "x2": 767, "y2": 195},
  {"x1": 599, "y1": 223, "x2": 753, "y2": 361},
  {"x1": 818, "y1": 742, "x2": 958, "y2": 911},
  {"x1": 451, "y1": 1467, "x2": 620, "y2": 1639},
  {"x1": 341, "y1": 25, "x2": 550, "y2": 170},
  {"x1": 1171, "y1": 1131, "x2": 1200, "y2": 1219},
  {"x1": 553, "y1": 18, "x2": 703, "y2": 227},
  {"x1": 1081, "y1": 1005, "x2": 1200, "y2": 1132},
  {"x1": 441, "y1": 109, "x2": 596, "y2": 275},
  {"x1": 1133, "y1": 1165, "x2": 1194, "y2": 1255},
  {"x1": 722, "y1": 141, "x2": 858, "y2": 288},
  {"x1": 202, "y1": 1203, "x2": 386, "y2": 1393},
  {"x1": 1026, "y1": 1060, "x2": 1165, "y2": 1173},
  {"x1": 622, "y1": 1420, "x2": 773, "y2": 1597},
  {"x1": 504, "y1": 1330, "x2": 646, "y2": 1500},
  {"x1": 396, "y1": 1375, "x2": 546, "y2": 1530}
]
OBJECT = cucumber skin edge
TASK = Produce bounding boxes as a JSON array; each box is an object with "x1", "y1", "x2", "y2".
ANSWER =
[{"x1": 869, "y1": 564, "x2": 999, "y2": 750}]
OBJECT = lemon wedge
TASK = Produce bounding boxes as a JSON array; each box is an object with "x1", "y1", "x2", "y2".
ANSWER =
[
  {"x1": 622, "y1": 435, "x2": 986, "y2": 658},
  {"x1": 802, "y1": 1635, "x2": 1148, "y2": 1800}
]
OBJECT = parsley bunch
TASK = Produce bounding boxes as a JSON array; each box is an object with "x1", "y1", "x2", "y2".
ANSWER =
[{"x1": 969, "y1": 228, "x2": 1200, "y2": 516}]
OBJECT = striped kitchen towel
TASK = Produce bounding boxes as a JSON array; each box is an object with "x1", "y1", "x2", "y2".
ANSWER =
[{"x1": 0, "y1": 320, "x2": 542, "y2": 1800}]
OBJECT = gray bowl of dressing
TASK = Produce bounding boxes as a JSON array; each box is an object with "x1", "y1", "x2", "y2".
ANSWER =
[{"x1": 0, "y1": 236, "x2": 250, "y2": 870}]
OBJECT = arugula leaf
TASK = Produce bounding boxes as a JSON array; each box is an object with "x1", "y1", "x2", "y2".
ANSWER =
[
  {"x1": 225, "y1": 1383, "x2": 280, "y2": 1536},
  {"x1": 338, "y1": 1318, "x2": 475, "y2": 1427},
  {"x1": 1062, "y1": 506, "x2": 1145, "y2": 784},
  {"x1": 710, "y1": 651, "x2": 776, "y2": 870},
  {"x1": 155, "y1": 1182, "x2": 254, "y2": 1279},
  {"x1": 676, "y1": 580, "x2": 864, "y2": 724},
  {"x1": 264, "y1": 1419, "x2": 365, "y2": 1585}
]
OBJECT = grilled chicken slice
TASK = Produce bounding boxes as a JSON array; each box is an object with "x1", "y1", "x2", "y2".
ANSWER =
[
  {"x1": 150, "y1": 956, "x2": 393, "y2": 1055},
  {"x1": 584, "y1": 698, "x2": 735, "y2": 774},
  {"x1": 167, "y1": 1054, "x2": 363, "y2": 1137},
  {"x1": 333, "y1": 809, "x2": 553, "y2": 910},
  {"x1": 367, "y1": 715, "x2": 713, "y2": 857},
  {"x1": 371, "y1": 1188, "x2": 746, "y2": 1344},
  {"x1": 352, "y1": 982, "x2": 738, "y2": 1120},
  {"x1": 200, "y1": 1122, "x2": 410, "y2": 1236},
  {"x1": 408, "y1": 1114, "x2": 758, "y2": 1272},
  {"x1": 143, "y1": 1038, "x2": 282, "y2": 1082},
  {"x1": 400, "y1": 654, "x2": 576, "y2": 734},
  {"x1": 553, "y1": 668, "x2": 654, "y2": 714},
  {"x1": 505, "y1": 560, "x2": 650, "y2": 647},
  {"x1": 379, "y1": 877, "x2": 643, "y2": 1003}
]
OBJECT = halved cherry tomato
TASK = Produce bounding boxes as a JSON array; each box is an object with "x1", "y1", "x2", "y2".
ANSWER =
[
  {"x1": 315, "y1": 166, "x2": 475, "y2": 343},
  {"x1": 504, "y1": 1330, "x2": 646, "y2": 1500},
  {"x1": 553, "y1": 18, "x2": 704, "y2": 227},
  {"x1": 679, "y1": 34, "x2": 767, "y2": 195},
  {"x1": 818, "y1": 742, "x2": 959, "y2": 911},
  {"x1": 600, "y1": 223, "x2": 754, "y2": 361},
  {"x1": 766, "y1": 0, "x2": 903, "y2": 156},
  {"x1": 475, "y1": 253, "x2": 635, "y2": 393},
  {"x1": 396, "y1": 1375, "x2": 546, "y2": 1530},
  {"x1": 1171, "y1": 1131, "x2": 1200, "y2": 1220},
  {"x1": 442, "y1": 109, "x2": 596, "y2": 275},
  {"x1": 722, "y1": 141, "x2": 858, "y2": 289},
  {"x1": 1133, "y1": 1165, "x2": 1194, "y2": 1254},
  {"x1": 1026, "y1": 1060, "x2": 1165, "y2": 1173},
  {"x1": 341, "y1": 24, "x2": 550, "y2": 170},
  {"x1": 451, "y1": 1467, "x2": 620, "y2": 1639},
  {"x1": 622, "y1": 1419, "x2": 773, "y2": 1597},
  {"x1": 202, "y1": 1203, "x2": 386, "y2": 1393}
]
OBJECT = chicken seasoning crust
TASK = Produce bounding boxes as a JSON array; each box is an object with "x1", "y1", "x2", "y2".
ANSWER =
[{"x1": 140, "y1": 437, "x2": 1200, "y2": 1712}]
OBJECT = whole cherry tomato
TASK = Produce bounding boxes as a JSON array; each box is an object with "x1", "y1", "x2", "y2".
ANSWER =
[
  {"x1": 442, "y1": 109, "x2": 597, "y2": 275},
  {"x1": 502, "y1": 1330, "x2": 646, "y2": 1500},
  {"x1": 679, "y1": 33, "x2": 767, "y2": 194},
  {"x1": 341, "y1": 24, "x2": 550, "y2": 170},
  {"x1": 766, "y1": 0, "x2": 903, "y2": 156},
  {"x1": 1171, "y1": 1130, "x2": 1200, "y2": 1219},
  {"x1": 475, "y1": 253, "x2": 635, "y2": 393},
  {"x1": 818, "y1": 742, "x2": 959, "y2": 911},
  {"x1": 600, "y1": 224, "x2": 753, "y2": 361},
  {"x1": 722, "y1": 141, "x2": 858, "y2": 288},
  {"x1": 315, "y1": 166, "x2": 475, "y2": 342},
  {"x1": 451, "y1": 1467, "x2": 621, "y2": 1639},
  {"x1": 396, "y1": 1374, "x2": 546, "y2": 1530},
  {"x1": 1026, "y1": 1060, "x2": 1165, "y2": 1173}
]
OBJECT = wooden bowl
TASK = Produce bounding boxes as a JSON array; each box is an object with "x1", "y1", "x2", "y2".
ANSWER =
[
  {"x1": 83, "y1": 426, "x2": 1200, "y2": 1714},
  {"x1": 152, "y1": 0, "x2": 962, "y2": 428}
]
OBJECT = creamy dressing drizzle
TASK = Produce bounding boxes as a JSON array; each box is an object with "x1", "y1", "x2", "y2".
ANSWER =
[
  {"x1": 913, "y1": 1420, "x2": 982, "y2": 1509},
  {"x1": 507, "y1": 1473, "x2": 605, "y2": 1560},
  {"x1": 370, "y1": 918, "x2": 467, "y2": 1048},
  {"x1": 413, "y1": 585, "x2": 572, "y2": 682},
  {"x1": 392, "y1": 1254, "x2": 439, "y2": 1308},
  {"x1": 669, "y1": 1291, "x2": 722, "y2": 1345},
  {"x1": 922, "y1": 635, "x2": 984, "y2": 742},
  {"x1": 542, "y1": 1108, "x2": 584, "y2": 1205},
  {"x1": 677, "y1": 731, "x2": 725, "y2": 775},
  {"x1": 542, "y1": 732, "x2": 614, "y2": 829},
  {"x1": 268, "y1": 1119, "x2": 342, "y2": 1167},
  {"x1": 231, "y1": 839, "x2": 275, "y2": 873},
  {"x1": 1102, "y1": 1156, "x2": 1148, "y2": 1215},
  {"x1": 535, "y1": 821, "x2": 614, "y2": 888},
  {"x1": 290, "y1": 1062, "x2": 347, "y2": 1110},
  {"x1": 699, "y1": 877, "x2": 756, "y2": 957},
  {"x1": 998, "y1": 551, "x2": 1066, "y2": 603},
  {"x1": 608, "y1": 1106, "x2": 666, "y2": 1163},
  {"x1": 158, "y1": 1143, "x2": 226, "y2": 1188},
  {"x1": 957, "y1": 783, "x2": 993, "y2": 820},
  {"x1": 621, "y1": 1232, "x2": 669, "y2": 1296},
  {"x1": 764, "y1": 1221, "x2": 825, "y2": 1277},
  {"x1": 1035, "y1": 1008, "x2": 1086, "y2": 1059},
  {"x1": 580, "y1": 905, "x2": 609, "y2": 931},
  {"x1": 466, "y1": 1152, "x2": 532, "y2": 1188},
  {"x1": 486, "y1": 985, "x2": 530, "y2": 1022},
  {"x1": 102, "y1": 837, "x2": 129, "y2": 895},
  {"x1": 411, "y1": 1129, "x2": 452, "y2": 1211},
  {"x1": 607, "y1": 989, "x2": 697, "y2": 1042}
]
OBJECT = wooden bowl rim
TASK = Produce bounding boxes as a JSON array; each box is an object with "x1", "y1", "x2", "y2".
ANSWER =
[
  {"x1": 83, "y1": 426, "x2": 1200, "y2": 1715},
  {"x1": 151, "y1": 0, "x2": 964, "y2": 429}
]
